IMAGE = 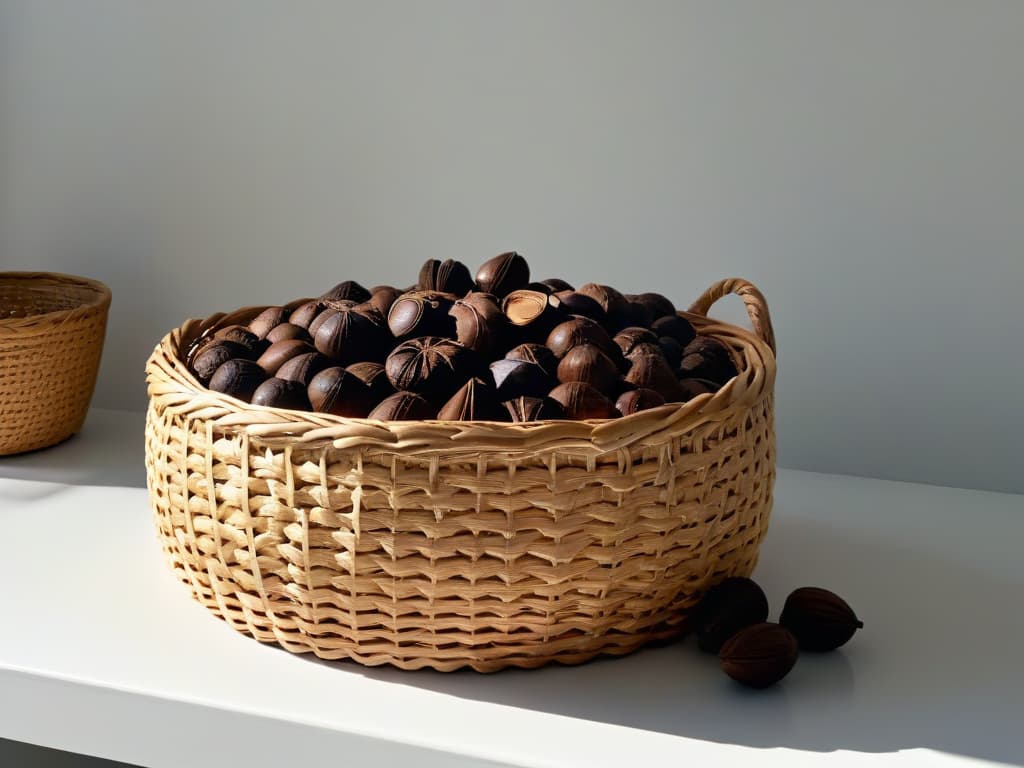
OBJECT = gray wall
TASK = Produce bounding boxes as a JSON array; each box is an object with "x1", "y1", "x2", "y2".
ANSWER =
[{"x1": 2, "y1": 1, "x2": 1022, "y2": 493}]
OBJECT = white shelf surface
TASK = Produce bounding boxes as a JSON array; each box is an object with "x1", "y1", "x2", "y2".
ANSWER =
[{"x1": 0, "y1": 408, "x2": 1021, "y2": 768}]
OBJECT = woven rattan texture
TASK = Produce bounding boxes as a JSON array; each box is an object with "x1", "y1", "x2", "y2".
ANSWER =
[
  {"x1": 0, "y1": 272, "x2": 111, "y2": 455},
  {"x1": 145, "y1": 278, "x2": 776, "y2": 672}
]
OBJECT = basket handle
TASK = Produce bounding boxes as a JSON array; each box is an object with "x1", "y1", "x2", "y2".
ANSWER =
[{"x1": 688, "y1": 278, "x2": 776, "y2": 355}]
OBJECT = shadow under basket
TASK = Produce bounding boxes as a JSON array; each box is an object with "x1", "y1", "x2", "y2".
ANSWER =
[
  {"x1": 144, "y1": 278, "x2": 777, "y2": 672},
  {"x1": 1, "y1": 272, "x2": 111, "y2": 456}
]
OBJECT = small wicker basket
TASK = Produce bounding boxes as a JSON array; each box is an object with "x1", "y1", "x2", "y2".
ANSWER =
[
  {"x1": 1, "y1": 272, "x2": 111, "y2": 456},
  {"x1": 145, "y1": 278, "x2": 776, "y2": 672}
]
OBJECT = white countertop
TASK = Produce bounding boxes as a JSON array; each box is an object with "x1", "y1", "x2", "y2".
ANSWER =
[{"x1": 0, "y1": 408, "x2": 1021, "y2": 768}]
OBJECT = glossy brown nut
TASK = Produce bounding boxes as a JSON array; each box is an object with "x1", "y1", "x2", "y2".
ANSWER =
[
  {"x1": 388, "y1": 290, "x2": 457, "y2": 339},
  {"x1": 503, "y1": 395, "x2": 566, "y2": 422},
  {"x1": 677, "y1": 378, "x2": 719, "y2": 401},
  {"x1": 212, "y1": 325, "x2": 265, "y2": 357},
  {"x1": 504, "y1": 343, "x2": 558, "y2": 377},
  {"x1": 368, "y1": 391, "x2": 435, "y2": 421},
  {"x1": 366, "y1": 286, "x2": 402, "y2": 318},
  {"x1": 679, "y1": 345, "x2": 739, "y2": 385},
  {"x1": 257, "y1": 339, "x2": 317, "y2": 375},
  {"x1": 346, "y1": 361, "x2": 395, "y2": 402},
  {"x1": 437, "y1": 377, "x2": 508, "y2": 421},
  {"x1": 208, "y1": 358, "x2": 268, "y2": 402},
  {"x1": 695, "y1": 577, "x2": 771, "y2": 654},
  {"x1": 556, "y1": 344, "x2": 621, "y2": 397},
  {"x1": 658, "y1": 336, "x2": 684, "y2": 369},
  {"x1": 251, "y1": 377, "x2": 311, "y2": 411},
  {"x1": 385, "y1": 337, "x2": 480, "y2": 401},
  {"x1": 779, "y1": 587, "x2": 864, "y2": 652},
  {"x1": 719, "y1": 623, "x2": 799, "y2": 689},
  {"x1": 614, "y1": 327, "x2": 659, "y2": 356},
  {"x1": 315, "y1": 307, "x2": 391, "y2": 365},
  {"x1": 307, "y1": 366, "x2": 373, "y2": 417},
  {"x1": 475, "y1": 251, "x2": 530, "y2": 297},
  {"x1": 502, "y1": 290, "x2": 564, "y2": 343},
  {"x1": 418, "y1": 258, "x2": 475, "y2": 296},
  {"x1": 620, "y1": 300, "x2": 655, "y2": 330},
  {"x1": 548, "y1": 381, "x2": 618, "y2": 420},
  {"x1": 307, "y1": 309, "x2": 337, "y2": 338},
  {"x1": 651, "y1": 315, "x2": 696, "y2": 347},
  {"x1": 553, "y1": 291, "x2": 607, "y2": 325},
  {"x1": 248, "y1": 306, "x2": 290, "y2": 339},
  {"x1": 191, "y1": 340, "x2": 250, "y2": 384},
  {"x1": 576, "y1": 283, "x2": 630, "y2": 327},
  {"x1": 320, "y1": 280, "x2": 371, "y2": 305},
  {"x1": 540, "y1": 278, "x2": 573, "y2": 293},
  {"x1": 265, "y1": 322, "x2": 312, "y2": 345},
  {"x1": 632, "y1": 292, "x2": 676, "y2": 321},
  {"x1": 625, "y1": 353, "x2": 684, "y2": 401},
  {"x1": 524, "y1": 281, "x2": 554, "y2": 295},
  {"x1": 449, "y1": 292, "x2": 509, "y2": 358},
  {"x1": 490, "y1": 358, "x2": 555, "y2": 400},
  {"x1": 288, "y1": 300, "x2": 325, "y2": 330},
  {"x1": 276, "y1": 351, "x2": 333, "y2": 386},
  {"x1": 546, "y1": 316, "x2": 618, "y2": 360},
  {"x1": 615, "y1": 388, "x2": 666, "y2": 416}
]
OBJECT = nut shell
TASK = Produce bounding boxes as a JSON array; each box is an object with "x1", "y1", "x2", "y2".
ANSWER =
[
  {"x1": 367, "y1": 391, "x2": 435, "y2": 421},
  {"x1": 651, "y1": 315, "x2": 696, "y2": 347},
  {"x1": 257, "y1": 339, "x2": 317, "y2": 375},
  {"x1": 719, "y1": 623, "x2": 799, "y2": 689},
  {"x1": 288, "y1": 300, "x2": 325, "y2": 330},
  {"x1": 548, "y1": 381, "x2": 618, "y2": 420},
  {"x1": 320, "y1": 280, "x2": 371, "y2": 305},
  {"x1": 385, "y1": 337, "x2": 480, "y2": 401},
  {"x1": 347, "y1": 361, "x2": 395, "y2": 403},
  {"x1": 490, "y1": 358, "x2": 555, "y2": 400},
  {"x1": 191, "y1": 340, "x2": 249, "y2": 384},
  {"x1": 556, "y1": 344, "x2": 621, "y2": 397},
  {"x1": 418, "y1": 258, "x2": 474, "y2": 296},
  {"x1": 315, "y1": 307, "x2": 391, "y2": 365},
  {"x1": 208, "y1": 358, "x2": 268, "y2": 403},
  {"x1": 307, "y1": 366, "x2": 373, "y2": 417},
  {"x1": 615, "y1": 388, "x2": 666, "y2": 416},
  {"x1": 780, "y1": 587, "x2": 864, "y2": 652},
  {"x1": 251, "y1": 377, "x2": 312, "y2": 411},
  {"x1": 248, "y1": 306, "x2": 290, "y2": 339},
  {"x1": 449, "y1": 292, "x2": 509, "y2": 358},
  {"x1": 388, "y1": 290, "x2": 457, "y2": 340},
  {"x1": 475, "y1": 251, "x2": 530, "y2": 297},
  {"x1": 265, "y1": 322, "x2": 312, "y2": 345},
  {"x1": 437, "y1": 377, "x2": 507, "y2": 421},
  {"x1": 212, "y1": 325, "x2": 265, "y2": 357},
  {"x1": 694, "y1": 576, "x2": 771, "y2": 654},
  {"x1": 275, "y1": 351, "x2": 333, "y2": 386}
]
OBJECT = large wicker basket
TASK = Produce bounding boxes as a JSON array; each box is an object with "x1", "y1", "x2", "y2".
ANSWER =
[
  {"x1": 1, "y1": 272, "x2": 111, "y2": 456},
  {"x1": 145, "y1": 278, "x2": 776, "y2": 672}
]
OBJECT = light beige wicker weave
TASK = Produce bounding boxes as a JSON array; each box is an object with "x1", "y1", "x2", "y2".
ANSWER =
[
  {"x1": 145, "y1": 278, "x2": 776, "y2": 672},
  {"x1": 1, "y1": 272, "x2": 111, "y2": 456}
]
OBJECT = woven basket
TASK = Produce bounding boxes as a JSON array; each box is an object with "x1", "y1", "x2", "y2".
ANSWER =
[
  {"x1": 145, "y1": 278, "x2": 776, "y2": 672},
  {"x1": 0, "y1": 272, "x2": 111, "y2": 456}
]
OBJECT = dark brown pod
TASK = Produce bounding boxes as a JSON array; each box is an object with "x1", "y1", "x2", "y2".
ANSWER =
[
  {"x1": 504, "y1": 343, "x2": 558, "y2": 378},
  {"x1": 651, "y1": 315, "x2": 697, "y2": 347},
  {"x1": 366, "y1": 286, "x2": 402, "y2": 318},
  {"x1": 720, "y1": 623, "x2": 799, "y2": 689},
  {"x1": 546, "y1": 316, "x2": 621, "y2": 364},
  {"x1": 385, "y1": 337, "x2": 480, "y2": 401},
  {"x1": 275, "y1": 351, "x2": 333, "y2": 386},
  {"x1": 257, "y1": 339, "x2": 317, "y2": 375},
  {"x1": 657, "y1": 336, "x2": 684, "y2": 369},
  {"x1": 614, "y1": 327, "x2": 659, "y2": 357},
  {"x1": 624, "y1": 342, "x2": 666, "y2": 361},
  {"x1": 490, "y1": 358, "x2": 555, "y2": 400},
  {"x1": 615, "y1": 388, "x2": 666, "y2": 416},
  {"x1": 780, "y1": 587, "x2": 864, "y2": 652},
  {"x1": 548, "y1": 381, "x2": 618, "y2": 420},
  {"x1": 622, "y1": 300, "x2": 655, "y2": 330},
  {"x1": 524, "y1": 281, "x2": 553, "y2": 295},
  {"x1": 307, "y1": 366, "x2": 373, "y2": 417},
  {"x1": 449, "y1": 292, "x2": 509, "y2": 358},
  {"x1": 212, "y1": 325, "x2": 265, "y2": 357},
  {"x1": 540, "y1": 278, "x2": 573, "y2": 293},
  {"x1": 248, "y1": 306, "x2": 290, "y2": 339},
  {"x1": 632, "y1": 292, "x2": 676, "y2": 321},
  {"x1": 265, "y1": 322, "x2": 312, "y2": 345},
  {"x1": 678, "y1": 378, "x2": 719, "y2": 401},
  {"x1": 694, "y1": 576, "x2": 771, "y2": 653},
  {"x1": 320, "y1": 280, "x2": 371, "y2": 305},
  {"x1": 681, "y1": 335, "x2": 739, "y2": 385},
  {"x1": 475, "y1": 251, "x2": 530, "y2": 297},
  {"x1": 503, "y1": 395, "x2": 566, "y2": 422},
  {"x1": 388, "y1": 290, "x2": 457, "y2": 340},
  {"x1": 625, "y1": 353, "x2": 685, "y2": 402},
  {"x1": 315, "y1": 307, "x2": 391, "y2": 365},
  {"x1": 503, "y1": 290, "x2": 564, "y2": 343},
  {"x1": 251, "y1": 377, "x2": 311, "y2": 411},
  {"x1": 307, "y1": 309, "x2": 337, "y2": 339},
  {"x1": 207, "y1": 358, "x2": 268, "y2": 403},
  {"x1": 437, "y1": 377, "x2": 508, "y2": 421},
  {"x1": 418, "y1": 259, "x2": 474, "y2": 296},
  {"x1": 553, "y1": 290, "x2": 607, "y2": 325},
  {"x1": 368, "y1": 391, "x2": 435, "y2": 421},
  {"x1": 576, "y1": 283, "x2": 630, "y2": 328},
  {"x1": 191, "y1": 340, "x2": 250, "y2": 384},
  {"x1": 556, "y1": 344, "x2": 621, "y2": 397},
  {"x1": 347, "y1": 361, "x2": 395, "y2": 403},
  {"x1": 288, "y1": 300, "x2": 325, "y2": 330}
]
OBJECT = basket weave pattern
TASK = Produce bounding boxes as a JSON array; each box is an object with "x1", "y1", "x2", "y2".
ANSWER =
[
  {"x1": 145, "y1": 279, "x2": 776, "y2": 671},
  {"x1": 1, "y1": 272, "x2": 111, "y2": 455}
]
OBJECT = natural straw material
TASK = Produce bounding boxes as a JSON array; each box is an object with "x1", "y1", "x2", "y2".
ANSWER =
[
  {"x1": 1, "y1": 272, "x2": 111, "y2": 455},
  {"x1": 145, "y1": 278, "x2": 777, "y2": 672}
]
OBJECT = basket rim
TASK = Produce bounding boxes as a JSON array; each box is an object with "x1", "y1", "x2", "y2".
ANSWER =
[
  {"x1": 146, "y1": 304, "x2": 776, "y2": 456},
  {"x1": 0, "y1": 271, "x2": 112, "y2": 326}
]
